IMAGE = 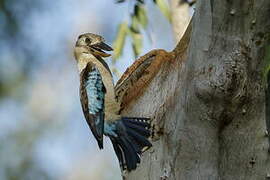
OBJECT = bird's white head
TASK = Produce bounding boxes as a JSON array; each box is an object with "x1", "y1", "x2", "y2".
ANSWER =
[{"x1": 74, "y1": 33, "x2": 113, "y2": 59}]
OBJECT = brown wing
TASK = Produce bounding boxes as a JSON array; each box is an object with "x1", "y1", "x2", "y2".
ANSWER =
[{"x1": 115, "y1": 49, "x2": 173, "y2": 111}]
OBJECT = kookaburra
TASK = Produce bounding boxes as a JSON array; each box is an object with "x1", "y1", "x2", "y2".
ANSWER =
[{"x1": 74, "y1": 33, "x2": 152, "y2": 172}]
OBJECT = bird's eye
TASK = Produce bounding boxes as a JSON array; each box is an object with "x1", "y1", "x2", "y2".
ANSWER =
[{"x1": 85, "y1": 38, "x2": 91, "y2": 44}]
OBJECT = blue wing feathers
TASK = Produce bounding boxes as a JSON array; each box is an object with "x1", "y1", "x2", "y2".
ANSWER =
[
  {"x1": 86, "y1": 68, "x2": 105, "y2": 115},
  {"x1": 80, "y1": 64, "x2": 106, "y2": 149}
]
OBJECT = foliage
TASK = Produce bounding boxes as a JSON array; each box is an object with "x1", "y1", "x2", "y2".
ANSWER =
[{"x1": 113, "y1": 0, "x2": 171, "y2": 61}]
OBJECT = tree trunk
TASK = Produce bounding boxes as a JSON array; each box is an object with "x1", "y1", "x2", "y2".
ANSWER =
[{"x1": 116, "y1": 0, "x2": 270, "y2": 179}]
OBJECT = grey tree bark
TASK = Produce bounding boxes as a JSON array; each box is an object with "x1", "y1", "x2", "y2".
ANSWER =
[{"x1": 116, "y1": 0, "x2": 270, "y2": 179}]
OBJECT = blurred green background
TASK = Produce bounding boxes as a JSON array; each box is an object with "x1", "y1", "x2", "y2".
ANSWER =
[{"x1": 0, "y1": 0, "x2": 173, "y2": 179}]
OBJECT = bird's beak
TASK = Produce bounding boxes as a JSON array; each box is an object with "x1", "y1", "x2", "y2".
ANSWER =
[{"x1": 90, "y1": 42, "x2": 113, "y2": 57}]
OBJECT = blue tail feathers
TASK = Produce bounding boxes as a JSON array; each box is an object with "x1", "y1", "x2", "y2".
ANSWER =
[{"x1": 109, "y1": 117, "x2": 152, "y2": 171}]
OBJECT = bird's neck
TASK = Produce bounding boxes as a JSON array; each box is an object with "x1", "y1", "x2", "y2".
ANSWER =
[{"x1": 76, "y1": 54, "x2": 93, "y2": 73}]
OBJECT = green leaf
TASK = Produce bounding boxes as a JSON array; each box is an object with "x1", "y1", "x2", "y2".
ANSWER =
[
  {"x1": 154, "y1": 0, "x2": 172, "y2": 22},
  {"x1": 130, "y1": 14, "x2": 140, "y2": 33},
  {"x1": 135, "y1": 4, "x2": 148, "y2": 28},
  {"x1": 130, "y1": 31, "x2": 143, "y2": 58},
  {"x1": 112, "y1": 22, "x2": 128, "y2": 61}
]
